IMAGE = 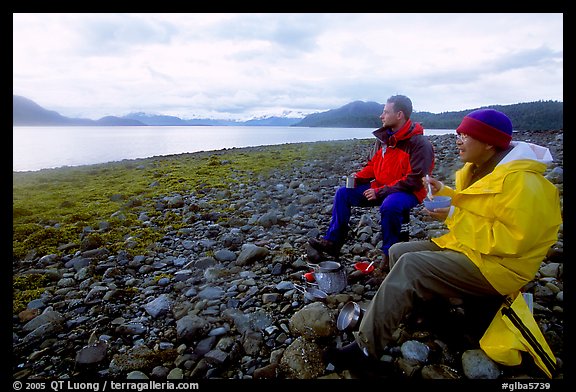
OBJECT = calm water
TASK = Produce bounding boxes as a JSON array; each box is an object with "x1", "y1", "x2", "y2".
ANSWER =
[{"x1": 13, "y1": 126, "x2": 455, "y2": 172}]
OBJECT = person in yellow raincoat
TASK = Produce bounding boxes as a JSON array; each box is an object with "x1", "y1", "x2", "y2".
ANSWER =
[{"x1": 323, "y1": 109, "x2": 562, "y2": 371}]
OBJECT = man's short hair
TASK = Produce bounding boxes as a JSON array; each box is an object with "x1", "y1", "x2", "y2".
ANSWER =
[{"x1": 387, "y1": 95, "x2": 413, "y2": 119}]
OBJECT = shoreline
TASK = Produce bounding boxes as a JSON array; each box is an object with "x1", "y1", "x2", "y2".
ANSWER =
[{"x1": 13, "y1": 129, "x2": 562, "y2": 175}]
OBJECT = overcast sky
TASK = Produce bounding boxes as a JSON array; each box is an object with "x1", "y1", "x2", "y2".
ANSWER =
[{"x1": 13, "y1": 13, "x2": 563, "y2": 121}]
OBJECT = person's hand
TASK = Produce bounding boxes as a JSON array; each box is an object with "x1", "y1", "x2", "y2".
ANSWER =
[
  {"x1": 363, "y1": 188, "x2": 378, "y2": 201},
  {"x1": 424, "y1": 206, "x2": 450, "y2": 221},
  {"x1": 422, "y1": 175, "x2": 443, "y2": 195}
]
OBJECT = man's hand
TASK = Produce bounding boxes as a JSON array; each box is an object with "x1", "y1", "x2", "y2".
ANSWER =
[
  {"x1": 424, "y1": 206, "x2": 450, "y2": 221},
  {"x1": 422, "y1": 176, "x2": 443, "y2": 195},
  {"x1": 363, "y1": 188, "x2": 378, "y2": 201}
]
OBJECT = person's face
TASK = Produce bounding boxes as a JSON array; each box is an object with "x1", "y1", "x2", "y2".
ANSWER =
[
  {"x1": 380, "y1": 103, "x2": 403, "y2": 129},
  {"x1": 456, "y1": 132, "x2": 495, "y2": 165}
]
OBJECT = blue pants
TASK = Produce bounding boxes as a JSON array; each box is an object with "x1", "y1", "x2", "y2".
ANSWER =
[{"x1": 324, "y1": 184, "x2": 418, "y2": 256}]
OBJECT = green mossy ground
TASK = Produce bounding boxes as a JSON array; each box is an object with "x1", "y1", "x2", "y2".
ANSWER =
[{"x1": 13, "y1": 141, "x2": 370, "y2": 261}]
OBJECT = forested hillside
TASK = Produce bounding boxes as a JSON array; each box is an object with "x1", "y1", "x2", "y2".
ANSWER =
[{"x1": 294, "y1": 100, "x2": 563, "y2": 130}]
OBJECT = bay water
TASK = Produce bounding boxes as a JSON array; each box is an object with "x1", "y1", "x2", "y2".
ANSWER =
[{"x1": 13, "y1": 126, "x2": 454, "y2": 172}]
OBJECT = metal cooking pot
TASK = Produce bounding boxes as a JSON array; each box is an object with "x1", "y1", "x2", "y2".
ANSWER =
[
  {"x1": 293, "y1": 283, "x2": 328, "y2": 302},
  {"x1": 308, "y1": 261, "x2": 342, "y2": 272},
  {"x1": 308, "y1": 261, "x2": 347, "y2": 294},
  {"x1": 337, "y1": 301, "x2": 363, "y2": 331}
]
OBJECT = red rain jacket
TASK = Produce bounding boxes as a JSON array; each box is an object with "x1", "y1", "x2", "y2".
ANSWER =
[{"x1": 355, "y1": 120, "x2": 435, "y2": 203}]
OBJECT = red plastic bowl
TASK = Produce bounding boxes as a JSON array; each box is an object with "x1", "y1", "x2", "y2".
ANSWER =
[
  {"x1": 303, "y1": 271, "x2": 316, "y2": 282},
  {"x1": 354, "y1": 262, "x2": 375, "y2": 274}
]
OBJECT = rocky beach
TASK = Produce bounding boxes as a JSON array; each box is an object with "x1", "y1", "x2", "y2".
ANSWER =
[{"x1": 12, "y1": 130, "x2": 564, "y2": 382}]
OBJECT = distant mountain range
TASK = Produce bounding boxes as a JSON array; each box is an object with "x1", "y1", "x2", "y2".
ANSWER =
[
  {"x1": 13, "y1": 95, "x2": 563, "y2": 130},
  {"x1": 12, "y1": 95, "x2": 146, "y2": 126},
  {"x1": 122, "y1": 112, "x2": 300, "y2": 127},
  {"x1": 12, "y1": 95, "x2": 301, "y2": 127}
]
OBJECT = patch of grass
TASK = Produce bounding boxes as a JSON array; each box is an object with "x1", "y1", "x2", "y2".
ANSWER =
[
  {"x1": 153, "y1": 273, "x2": 173, "y2": 283},
  {"x1": 13, "y1": 140, "x2": 372, "y2": 261},
  {"x1": 13, "y1": 273, "x2": 53, "y2": 314}
]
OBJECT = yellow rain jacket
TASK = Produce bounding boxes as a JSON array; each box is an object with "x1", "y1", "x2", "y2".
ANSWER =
[{"x1": 432, "y1": 141, "x2": 562, "y2": 295}]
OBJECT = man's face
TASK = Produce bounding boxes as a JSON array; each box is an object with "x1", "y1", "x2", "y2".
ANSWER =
[
  {"x1": 456, "y1": 132, "x2": 494, "y2": 164},
  {"x1": 380, "y1": 103, "x2": 401, "y2": 128}
]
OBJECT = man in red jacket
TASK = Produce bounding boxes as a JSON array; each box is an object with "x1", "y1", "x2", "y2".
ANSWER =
[{"x1": 309, "y1": 95, "x2": 435, "y2": 270}]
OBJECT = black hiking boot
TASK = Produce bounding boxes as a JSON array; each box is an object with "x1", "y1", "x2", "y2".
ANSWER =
[{"x1": 308, "y1": 238, "x2": 341, "y2": 258}]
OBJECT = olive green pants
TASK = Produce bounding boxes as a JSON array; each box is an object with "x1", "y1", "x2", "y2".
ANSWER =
[{"x1": 354, "y1": 240, "x2": 502, "y2": 359}]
